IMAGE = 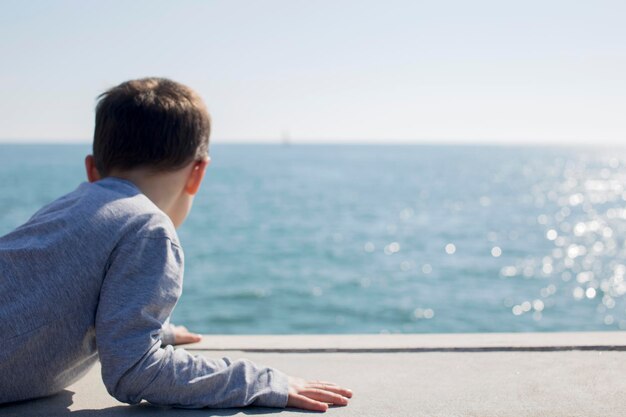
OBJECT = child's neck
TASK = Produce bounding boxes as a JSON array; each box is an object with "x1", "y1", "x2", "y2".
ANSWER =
[{"x1": 107, "y1": 166, "x2": 192, "y2": 227}]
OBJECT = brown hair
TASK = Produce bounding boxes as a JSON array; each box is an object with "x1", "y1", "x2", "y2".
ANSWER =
[{"x1": 93, "y1": 77, "x2": 210, "y2": 176}]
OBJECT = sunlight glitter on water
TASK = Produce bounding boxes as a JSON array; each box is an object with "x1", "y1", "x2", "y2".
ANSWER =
[{"x1": 503, "y1": 151, "x2": 626, "y2": 328}]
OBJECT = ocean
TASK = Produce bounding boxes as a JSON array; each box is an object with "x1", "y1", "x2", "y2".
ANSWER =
[{"x1": 2, "y1": 144, "x2": 626, "y2": 334}]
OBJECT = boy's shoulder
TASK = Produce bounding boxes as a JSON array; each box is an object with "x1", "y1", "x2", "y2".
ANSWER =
[
  {"x1": 15, "y1": 176, "x2": 179, "y2": 249},
  {"x1": 83, "y1": 177, "x2": 179, "y2": 244}
]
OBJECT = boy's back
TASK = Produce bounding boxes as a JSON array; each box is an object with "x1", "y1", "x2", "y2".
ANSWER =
[{"x1": 0, "y1": 176, "x2": 181, "y2": 402}]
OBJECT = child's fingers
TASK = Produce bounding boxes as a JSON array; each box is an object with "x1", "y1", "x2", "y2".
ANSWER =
[
  {"x1": 174, "y1": 332, "x2": 202, "y2": 345},
  {"x1": 187, "y1": 334, "x2": 202, "y2": 342},
  {"x1": 287, "y1": 394, "x2": 329, "y2": 412},
  {"x1": 299, "y1": 388, "x2": 350, "y2": 406},
  {"x1": 308, "y1": 383, "x2": 353, "y2": 398}
]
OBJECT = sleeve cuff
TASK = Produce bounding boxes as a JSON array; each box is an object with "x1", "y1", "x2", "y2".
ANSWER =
[
  {"x1": 253, "y1": 367, "x2": 290, "y2": 408},
  {"x1": 160, "y1": 322, "x2": 176, "y2": 346}
]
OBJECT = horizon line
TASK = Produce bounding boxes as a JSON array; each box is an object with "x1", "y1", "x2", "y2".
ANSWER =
[{"x1": 0, "y1": 138, "x2": 625, "y2": 148}]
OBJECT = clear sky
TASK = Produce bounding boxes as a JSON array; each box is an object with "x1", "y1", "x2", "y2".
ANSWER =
[{"x1": 0, "y1": 0, "x2": 624, "y2": 144}]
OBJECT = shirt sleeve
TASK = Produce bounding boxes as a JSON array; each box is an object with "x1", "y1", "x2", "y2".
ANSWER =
[{"x1": 95, "y1": 234, "x2": 289, "y2": 409}]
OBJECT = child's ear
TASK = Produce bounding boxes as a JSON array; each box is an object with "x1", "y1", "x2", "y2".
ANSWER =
[
  {"x1": 185, "y1": 157, "x2": 210, "y2": 195},
  {"x1": 85, "y1": 155, "x2": 101, "y2": 183}
]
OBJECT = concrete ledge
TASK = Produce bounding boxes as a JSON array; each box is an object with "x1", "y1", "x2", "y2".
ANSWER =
[
  {"x1": 2, "y1": 332, "x2": 625, "y2": 417},
  {"x1": 186, "y1": 331, "x2": 626, "y2": 352}
]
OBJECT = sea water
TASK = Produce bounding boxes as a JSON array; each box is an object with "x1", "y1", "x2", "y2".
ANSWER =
[{"x1": 2, "y1": 144, "x2": 626, "y2": 334}]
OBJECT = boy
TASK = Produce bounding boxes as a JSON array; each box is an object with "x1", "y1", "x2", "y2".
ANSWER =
[{"x1": 0, "y1": 78, "x2": 351, "y2": 412}]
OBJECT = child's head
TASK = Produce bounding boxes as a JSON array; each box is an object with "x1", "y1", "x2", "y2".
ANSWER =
[
  {"x1": 86, "y1": 77, "x2": 211, "y2": 227},
  {"x1": 92, "y1": 77, "x2": 211, "y2": 177}
]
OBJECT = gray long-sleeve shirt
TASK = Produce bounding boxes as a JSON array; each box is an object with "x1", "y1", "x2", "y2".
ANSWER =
[{"x1": 0, "y1": 177, "x2": 288, "y2": 408}]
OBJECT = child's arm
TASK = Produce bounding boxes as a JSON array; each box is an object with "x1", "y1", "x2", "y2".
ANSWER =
[
  {"x1": 162, "y1": 326, "x2": 352, "y2": 411},
  {"x1": 96, "y1": 235, "x2": 287, "y2": 408},
  {"x1": 96, "y1": 234, "x2": 351, "y2": 410},
  {"x1": 162, "y1": 323, "x2": 352, "y2": 411}
]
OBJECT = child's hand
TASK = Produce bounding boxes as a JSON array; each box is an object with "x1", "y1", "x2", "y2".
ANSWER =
[
  {"x1": 287, "y1": 377, "x2": 353, "y2": 412},
  {"x1": 172, "y1": 325, "x2": 202, "y2": 345}
]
